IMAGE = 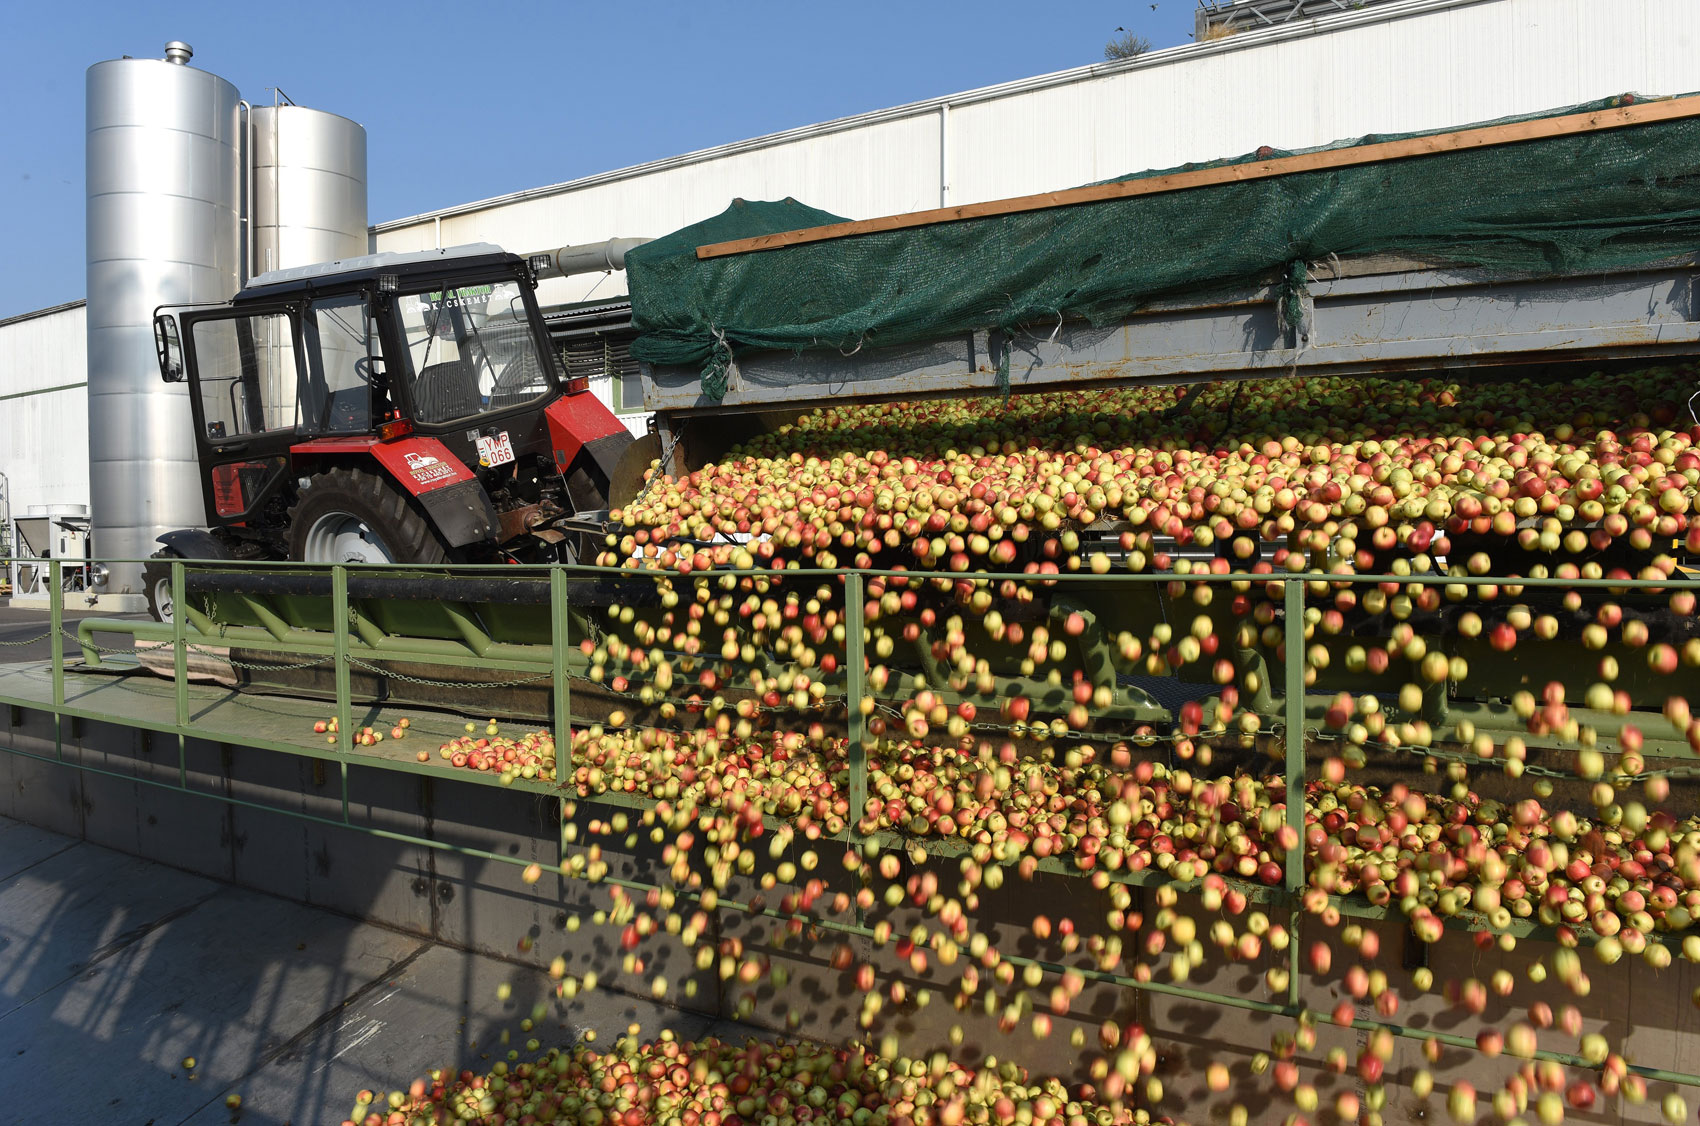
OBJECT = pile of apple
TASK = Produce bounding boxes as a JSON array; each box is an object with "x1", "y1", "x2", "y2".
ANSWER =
[
  {"x1": 610, "y1": 365, "x2": 1700, "y2": 576},
  {"x1": 347, "y1": 1032, "x2": 1148, "y2": 1126},
  {"x1": 311, "y1": 714, "x2": 411, "y2": 747},
  {"x1": 433, "y1": 720, "x2": 557, "y2": 781}
]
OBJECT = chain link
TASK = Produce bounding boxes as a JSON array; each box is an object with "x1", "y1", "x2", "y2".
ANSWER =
[
  {"x1": 345, "y1": 654, "x2": 555, "y2": 689},
  {"x1": 1313, "y1": 726, "x2": 1698, "y2": 783},
  {"x1": 0, "y1": 630, "x2": 51, "y2": 648},
  {"x1": 198, "y1": 646, "x2": 333, "y2": 672}
]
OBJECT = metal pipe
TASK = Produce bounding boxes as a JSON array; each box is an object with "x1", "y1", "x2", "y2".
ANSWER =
[
  {"x1": 551, "y1": 568, "x2": 572, "y2": 772},
  {"x1": 0, "y1": 471, "x2": 11, "y2": 598},
  {"x1": 73, "y1": 616, "x2": 562, "y2": 672},
  {"x1": 530, "y1": 238, "x2": 653, "y2": 279},
  {"x1": 846, "y1": 572, "x2": 868, "y2": 834},
  {"x1": 440, "y1": 602, "x2": 495, "y2": 658},
  {"x1": 238, "y1": 99, "x2": 251, "y2": 286},
  {"x1": 938, "y1": 103, "x2": 950, "y2": 207}
]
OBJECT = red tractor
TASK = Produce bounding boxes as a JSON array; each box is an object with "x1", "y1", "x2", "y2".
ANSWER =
[{"x1": 146, "y1": 243, "x2": 635, "y2": 620}]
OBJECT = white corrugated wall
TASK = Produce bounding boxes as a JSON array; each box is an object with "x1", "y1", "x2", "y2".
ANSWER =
[
  {"x1": 948, "y1": 0, "x2": 1700, "y2": 201},
  {"x1": 374, "y1": 0, "x2": 1700, "y2": 316},
  {"x1": 0, "y1": 303, "x2": 89, "y2": 523}
]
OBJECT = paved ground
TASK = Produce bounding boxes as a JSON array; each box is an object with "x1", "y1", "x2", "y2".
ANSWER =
[
  {"x1": 0, "y1": 601, "x2": 147, "y2": 664},
  {"x1": 0, "y1": 815, "x2": 749, "y2": 1126}
]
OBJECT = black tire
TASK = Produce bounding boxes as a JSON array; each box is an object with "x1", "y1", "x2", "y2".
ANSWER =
[
  {"x1": 287, "y1": 466, "x2": 451, "y2": 565},
  {"x1": 143, "y1": 549, "x2": 181, "y2": 623}
]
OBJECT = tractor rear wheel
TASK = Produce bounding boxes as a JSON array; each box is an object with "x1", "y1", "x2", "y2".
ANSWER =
[{"x1": 287, "y1": 467, "x2": 449, "y2": 565}]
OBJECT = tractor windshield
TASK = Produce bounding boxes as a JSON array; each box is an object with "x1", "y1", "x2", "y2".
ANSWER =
[{"x1": 396, "y1": 278, "x2": 555, "y2": 425}]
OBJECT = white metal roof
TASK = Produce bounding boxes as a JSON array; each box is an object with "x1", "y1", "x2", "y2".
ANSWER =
[{"x1": 245, "y1": 243, "x2": 507, "y2": 289}]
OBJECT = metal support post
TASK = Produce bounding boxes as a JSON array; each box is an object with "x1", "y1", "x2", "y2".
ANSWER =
[
  {"x1": 49, "y1": 559, "x2": 65, "y2": 707},
  {"x1": 172, "y1": 559, "x2": 188, "y2": 783},
  {"x1": 50, "y1": 558, "x2": 64, "y2": 760},
  {"x1": 332, "y1": 565, "x2": 353, "y2": 823},
  {"x1": 332, "y1": 565, "x2": 352, "y2": 757},
  {"x1": 844, "y1": 572, "x2": 867, "y2": 835},
  {"x1": 551, "y1": 567, "x2": 572, "y2": 769},
  {"x1": 1283, "y1": 578, "x2": 1307, "y2": 1011},
  {"x1": 170, "y1": 561, "x2": 187, "y2": 725}
]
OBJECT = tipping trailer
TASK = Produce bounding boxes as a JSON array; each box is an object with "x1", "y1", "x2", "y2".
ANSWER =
[{"x1": 100, "y1": 92, "x2": 1700, "y2": 747}]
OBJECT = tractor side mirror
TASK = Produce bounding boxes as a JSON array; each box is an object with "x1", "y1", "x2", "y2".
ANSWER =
[{"x1": 154, "y1": 313, "x2": 184, "y2": 382}]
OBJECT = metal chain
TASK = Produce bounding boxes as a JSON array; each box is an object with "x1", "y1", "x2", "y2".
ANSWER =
[
  {"x1": 344, "y1": 654, "x2": 555, "y2": 689},
  {"x1": 1311, "y1": 726, "x2": 1688, "y2": 783},
  {"x1": 565, "y1": 668, "x2": 841, "y2": 719},
  {"x1": 0, "y1": 631, "x2": 51, "y2": 648},
  {"x1": 622, "y1": 420, "x2": 687, "y2": 520},
  {"x1": 194, "y1": 646, "x2": 333, "y2": 672}
]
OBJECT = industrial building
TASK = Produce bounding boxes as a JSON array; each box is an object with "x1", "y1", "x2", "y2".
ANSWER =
[{"x1": 1, "y1": 0, "x2": 1696, "y2": 605}]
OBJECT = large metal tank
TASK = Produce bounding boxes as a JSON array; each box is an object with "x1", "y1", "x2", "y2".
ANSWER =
[
  {"x1": 86, "y1": 41, "x2": 242, "y2": 599},
  {"x1": 249, "y1": 104, "x2": 369, "y2": 431}
]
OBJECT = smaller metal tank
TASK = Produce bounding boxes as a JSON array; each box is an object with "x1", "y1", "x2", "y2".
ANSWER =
[
  {"x1": 249, "y1": 103, "x2": 369, "y2": 277},
  {"x1": 249, "y1": 104, "x2": 369, "y2": 429}
]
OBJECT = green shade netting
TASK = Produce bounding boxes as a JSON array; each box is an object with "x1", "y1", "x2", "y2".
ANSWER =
[{"x1": 628, "y1": 94, "x2": 1700, "y2": 399}]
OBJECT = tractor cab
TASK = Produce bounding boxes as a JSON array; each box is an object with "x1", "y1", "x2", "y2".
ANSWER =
[{"x1": 147, "y1": 244, "x2": 632, "y2": 611}]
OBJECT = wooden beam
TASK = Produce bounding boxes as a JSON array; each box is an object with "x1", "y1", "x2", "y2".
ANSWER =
[{"x1": 696, "y1": 95, "x2": 1700, "y2": 260}]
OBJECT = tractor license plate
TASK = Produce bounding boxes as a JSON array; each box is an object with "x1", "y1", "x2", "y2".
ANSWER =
[{"x1": 476, "y1": 431, "x2": 516, "y2": 467}]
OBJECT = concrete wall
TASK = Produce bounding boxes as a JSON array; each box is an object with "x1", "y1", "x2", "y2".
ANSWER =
[{"x1": 5, "y1": 703, "x2": 1698, "y2": 1125}]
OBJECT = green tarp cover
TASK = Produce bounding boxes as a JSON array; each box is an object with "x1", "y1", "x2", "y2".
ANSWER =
[{"x1": 627, "y1": 94, "x2": 1700, "y2": 398}]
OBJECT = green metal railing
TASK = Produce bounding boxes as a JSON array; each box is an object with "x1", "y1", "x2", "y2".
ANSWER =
[{"x1": 3, "y1": 552, "x2": 1700, "y2": 1087}]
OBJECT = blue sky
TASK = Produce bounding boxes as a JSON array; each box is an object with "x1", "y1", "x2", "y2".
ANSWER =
[{"x1": 1, "y1": 1, "x2": 1197, "y2": 321}]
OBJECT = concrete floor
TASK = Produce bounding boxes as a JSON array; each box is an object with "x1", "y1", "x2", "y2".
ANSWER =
[{"x1": 0, "y1": 814, "x2": 755, "y2": 1126}]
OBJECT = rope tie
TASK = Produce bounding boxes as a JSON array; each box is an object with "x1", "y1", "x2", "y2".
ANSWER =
[
  {"x1": 1282, "y1": 259, "x2": 1309, "y2": 338},
  {"x1": 1282, "y1": 259, "x2": 1315, "y2": 376},
  {"x1": 700, "y1": 327, "x2": 734, "y2": 403}
]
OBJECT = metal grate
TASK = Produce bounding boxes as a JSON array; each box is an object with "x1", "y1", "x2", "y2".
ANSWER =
[
  {"x1": 1195, "y1": 0, "x2": 1402, "y2": 38},
  {"x1": 558, "y1": 330, "x2": 644, "y2": 413}
]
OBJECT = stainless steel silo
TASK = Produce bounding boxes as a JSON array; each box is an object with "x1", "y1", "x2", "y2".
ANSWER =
[
  {"x1": 249, "y1": 104, "x2": 368, "y2": 276},
  {"x1": 86, "y1": 41, "x2": 242, "y2": 599},
  {"x1": 249, "y1": 104, "x2": 369, "y2": 430}
]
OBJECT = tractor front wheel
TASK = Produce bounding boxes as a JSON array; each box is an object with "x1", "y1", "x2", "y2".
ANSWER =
[
  {"x1": 142, "y1": 549, "x2": 181, "y2": 623},
  {"x1": 287, "y1": 467, "x2": 449, "y2": 565}
]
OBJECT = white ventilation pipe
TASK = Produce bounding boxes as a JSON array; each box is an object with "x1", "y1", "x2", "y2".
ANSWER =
[{"x1": 529, "y1": 237, "x2": 652, "y2": 278}]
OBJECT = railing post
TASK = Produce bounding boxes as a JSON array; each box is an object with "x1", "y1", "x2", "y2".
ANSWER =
[
  {"x1": 171, "y1": 560, "x2": 187, "y2": 727},
  {"x1": 170, "y1": 559, "x2": 188, "y2": 785},
  {"x1": 49, "y1": 559, "x2": 64, "y2": 709},
  {"x1": 844, "y1": 571, "x2": 867, "y2": 837},
  {"x1": 1283, "y1": 576, "x2": 1307, "y2": 1011},
  {"x1": 333, "y1": 565, "x2": 352, "y2": 757},
  {"x1": 550, "y1": 566, "x2": 572, "y2": 775}
]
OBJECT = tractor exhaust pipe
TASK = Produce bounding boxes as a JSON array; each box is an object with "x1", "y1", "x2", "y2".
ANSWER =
[{"x1": 529, "y1": 237, "x2": 652, "y2": 279}]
